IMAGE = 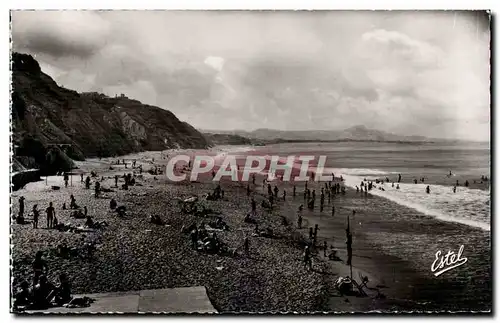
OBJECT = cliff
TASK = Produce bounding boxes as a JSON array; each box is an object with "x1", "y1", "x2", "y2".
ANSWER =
[{"x1": 11, "y1": 53, "x2": 210, "y2": 174}]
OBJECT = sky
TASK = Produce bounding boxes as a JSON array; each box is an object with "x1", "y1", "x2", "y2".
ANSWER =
[{"x1": 11, "y1": 10, "x2": 491, "y2": 141}]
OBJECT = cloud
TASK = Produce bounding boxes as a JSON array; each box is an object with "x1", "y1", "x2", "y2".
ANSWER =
[
  {"x1": 10, "y1": 10, "x2": 491, "y2": 141},
  {"x1": 11, "y1": 11, "x2": 110, "y2": 59}
]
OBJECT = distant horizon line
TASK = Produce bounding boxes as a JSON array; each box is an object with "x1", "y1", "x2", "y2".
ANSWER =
[{"x1": 199, "y1": 127, "x2": 490, "y2": 143}]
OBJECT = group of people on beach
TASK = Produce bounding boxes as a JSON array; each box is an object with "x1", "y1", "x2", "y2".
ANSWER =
[
  {"x1": 13, "y1": 251, "x2": 72, "y2": 310},
  {"x1": 13, "y1": 156, "x2": 155, "y2": 310}
]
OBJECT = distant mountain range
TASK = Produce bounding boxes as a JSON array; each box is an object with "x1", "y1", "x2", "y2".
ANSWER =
[{"x1": 201, "y1": 125, "x2": 444, "y2": 144}]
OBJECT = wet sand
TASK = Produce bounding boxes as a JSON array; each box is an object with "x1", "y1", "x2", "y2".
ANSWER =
[{"x1": 11, "y1": 149, "x2": 491, "y2": 313}]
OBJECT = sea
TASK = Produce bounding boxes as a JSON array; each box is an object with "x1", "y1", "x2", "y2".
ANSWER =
[
  {"x1": 230, "y1": 141, "x2": 491, "y2": 310},
  {"x1": 247, "y1": 141, "x2": 491, "y2": 232}
]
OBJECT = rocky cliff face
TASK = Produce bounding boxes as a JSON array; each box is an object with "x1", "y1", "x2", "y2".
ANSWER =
[{"x1": 11, "y1": 52, "x2": 210, "y2": 174}]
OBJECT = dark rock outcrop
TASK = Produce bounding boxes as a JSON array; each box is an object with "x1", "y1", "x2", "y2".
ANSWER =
[{"x1": 11, "y1": 52, "x2": 209, "y2": 174}]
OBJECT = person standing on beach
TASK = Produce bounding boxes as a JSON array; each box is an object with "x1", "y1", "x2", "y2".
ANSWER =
[
  {"x1": 46, "y1": 202, "x2": 55, "y2": 229},
  {"x1": 32, "y1": 205, "x2": 39, "y2": 229},
  {"x1": 94, "y1": 182, "x2": 101, "y2": 198},
  {"x1": 252, "y1": 174, "x2": 256, "y2": 185},
  {"x1": 453, "y1": 186, "x2": 457, "y2": 193},
  {"x1": 85, "y1": 176, "x2": 91, "y2": 189},
  {"x1": 297, "y1": 214, "x2": 303, "y2": 229},
  {"x1": 283, "y1": 190, "x2": 286, "y2": 201},
  {"x1": 426, "y1": 185, "x2": 430, "y2": 194},
  {"x1": 247, "y1": 184, "x2": 251, "y2": 196},
  {"x1": 398, "y1": 174, "x2": 401, "y2": 183},
  {"x1": 115, "y1": 175, "x2": 118, "y2": 187},
  {"x1": 251, "y1": 198, "x2": 257, "y2": 214},
  {"x1": 80, "y1": 173, "x2": 84, "y2": 183},
  {"x1": 346, "y1": 229, "x2": 353, "y2": 266},
  {"x1": 324, "y1": 241, "x2": 328, "y2": 257},
  {"x1": 309, "y1": 227, "x2": 314, "y2": 240},
  {"x1": 293, "y1": 185, "x2": 296, "y2": 197},
  {"x1": 303, "y1": 246, "x2": 312, "y2": 270},
  {"x1": 64, "y1": 172, "x2": 69, "y2": 188},
  {"x1": 332, "y1": 205, "x2": 335, "y2": 217},
  {"x1": 312, "y1": 190, "x2": 316, "y2": 201},
  {"x1": 244, "y1": 237, "x2": 250, "y2": 255},
  {"x1": 18, "y1": 196, "x2": 25, "y2": 219},
  {"x1": 267, "y1": 184, "x2": 272, "y2": 196},
  {"x1": 32, "y1": 251, "x2": 48, "y2": 286},
  {"x1": 274, "y1": 185, "x2": 279, "y2": 199}
]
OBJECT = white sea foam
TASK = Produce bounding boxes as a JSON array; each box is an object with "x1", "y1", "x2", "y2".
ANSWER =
[{"x1": 325, "y1": 167, "x2": 490, "y2": 231}]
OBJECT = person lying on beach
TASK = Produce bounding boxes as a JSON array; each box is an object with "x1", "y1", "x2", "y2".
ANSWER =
[
  {"x1": 110, "y1": 198, "x2": 117, "y2": 210},
  {"x1": 150, "y1": 214, "x2": 164, "y2": 226},
  {"x1": 48, "y1": 273, "x2": 72, "y2": 306},
  {"x1": 244, "y1": 213, "x2": 257, "y2": 224},
  {"x1": 13, "y1": 280, "x2": 32, "y2": 309},
  {"x1": 71, "y1": 210, "x2": 86, "y2": 219},
  {"x1": 31, "y1": 275, "x2": 55, "y2": 309},
  {"x1": 116, "y1": 205, "x2": 126, "y2": 217}
]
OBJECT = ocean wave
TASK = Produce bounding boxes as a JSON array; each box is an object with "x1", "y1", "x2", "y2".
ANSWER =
[{"x1": 330, "y1": 168, "x2": 490, "y2": 231}]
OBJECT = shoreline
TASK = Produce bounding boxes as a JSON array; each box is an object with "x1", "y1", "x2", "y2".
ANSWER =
[{"x1": 11, "y1": 148, "x2": 491, "y2": 313}]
